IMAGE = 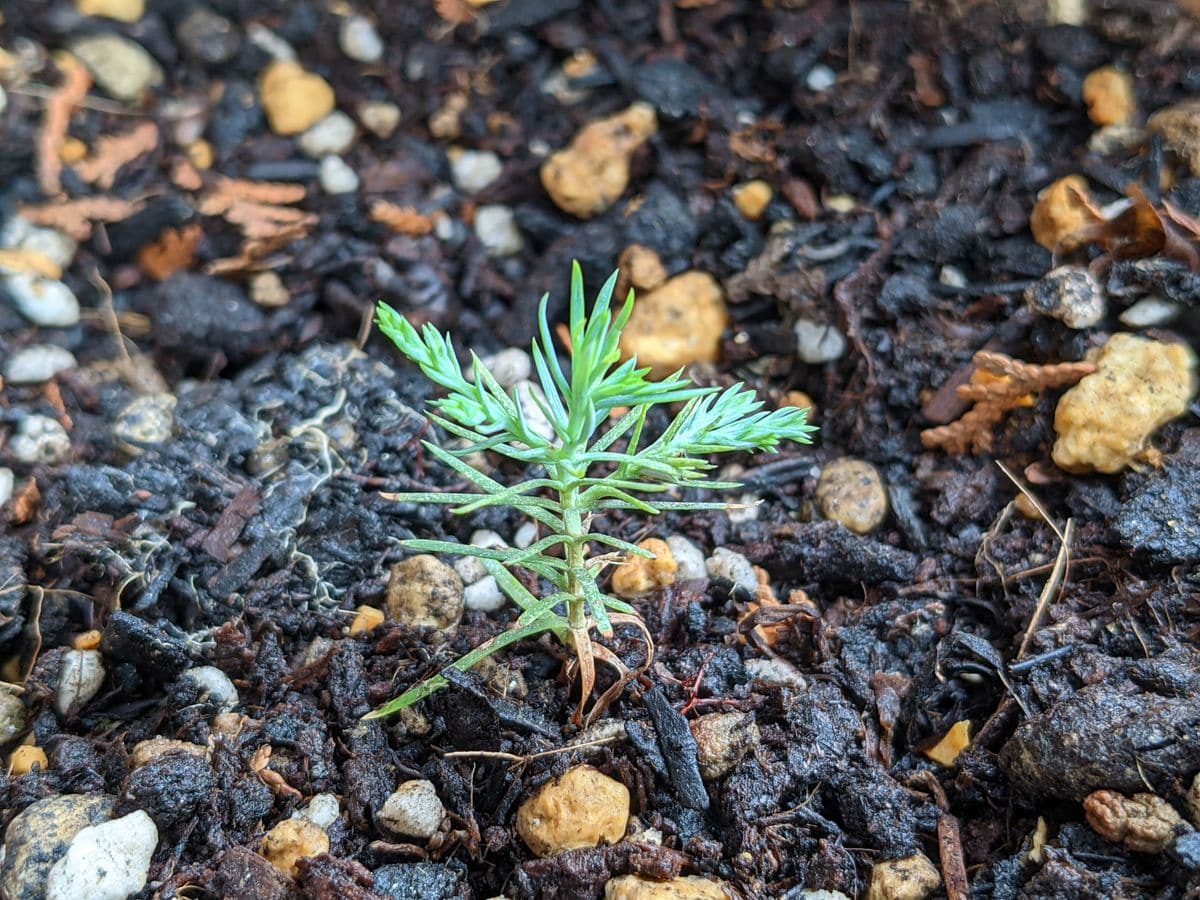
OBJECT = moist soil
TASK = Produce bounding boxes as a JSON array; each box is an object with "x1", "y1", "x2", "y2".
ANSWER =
[{"x1": 2, "y1": 1, "x2": 1200, "y2": 898}]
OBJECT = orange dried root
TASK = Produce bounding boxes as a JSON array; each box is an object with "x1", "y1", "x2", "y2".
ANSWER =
[
  {"x1": 369, "y1": 200, "x2": 435, "y2": 236},
  {"x1": 137, "y1": 224, "x2": 202, "y2": 281},
  {"x1": 73, "y1": 122, "x2": 159, "y2": 189},
  {"x1": 38, "y1": 56, "x2": 92, "y2": 197},
  {"x1": 20, "y1": 196, "x2": 142, "y2": 240},
  {"x1": 921, "y1": 351, "x2": 1096, "y2": 455}
]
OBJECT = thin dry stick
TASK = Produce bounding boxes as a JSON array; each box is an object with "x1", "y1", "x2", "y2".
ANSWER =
[
  {"x1": 442, "y1": 731, "x2": 623, "y2": 766},
  {"x1": 1017, "y1": 518, "x2": 1074, "y2": 660}
]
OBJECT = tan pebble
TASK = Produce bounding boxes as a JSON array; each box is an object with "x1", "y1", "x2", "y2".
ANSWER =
[
  {"x1": 1029, "y1": 175, "x2": 1102, "y2": 251},
  {"x1": 249, "y1": 271, "x2": 289, "y2": 308},
  {"x1": 1053, "y1": 333, "x2": 1197, "y2": 473},
  {"x1": 604, "y1": 874, "x2": 731, "y2": 899},
  {"x1": 619, "y1": 244, "x2": 668, "y2": 292},
  {"x1": 1082, "y1": 67, "x2": 1136, "y2": 127},
  {"x1": 349, "y1": 604, "x2": 385, "y2": 636},
  {"x1": 825, "y1": 194, "x2": 857, "y2": 214},
  {"x1": 72, "y1": 629, "x2": 102, "y2": 651},
  {"x1": 75, "y1": 0, "x2": 143, "y2": 21},
  {"x1": 1013, "y1": 492, "x2": 1043, "y2": 521},
  {"x1": 618, "y1": 271, "x2": 728, "y2": 379},
  {"x1": 923, "y1": 720, "x2": 971, "y2": 767},
  {"x1": 612, "y1": 538, "x2": 677, "y2": 599},
  {"x1": 516, "y1": 764, "x2": 630, "y2": 857},
  {"x1": 59, "y1": 137, "x2": 88, "y2": 164},
  {"x1": 1084, "y1": 789, "x2": 1186, "y2": 853},
  {"x1": 783, "y1": 390, "x2": 815, "y2": 419},
  {"x1": 259, "y1": 61, "x2": 335, "y2": 136},
  {"x1": 386, "y1": 555, "x2": 464, "y2": 630},
  {"x1": 866, "y1": 853, "x2": 942, "y2": 900},
  {"x1": 186, "y1": 139, "x2": 214, "y2": 170},
  {"x1": 8, "y1": 745, "x2": 49, "y2": 775},
  {"x1": 130, "y1": 737, "x2": 209, "y2": 769},
  {"x1": 732, "y1": 180, "x2": 773, "y2": 221},
  {"x1": 1148, "y1": 99, "x2": 1200, "y2": 176},
  {"x1": 261, "y1": 818, "x2": 330, "y2": 878},
  {"x1": 211, "y1": 712, "x2": 254, "y2": 738},
  {"x1": 815, "y1": 458, "x2": 888, "y2": 534},
  {"x1": 690, "y1": 712, "x2": 759, "y2": 781},
  {"x1": 541, "y1": 103, "x2": 658, "y2": 218}
]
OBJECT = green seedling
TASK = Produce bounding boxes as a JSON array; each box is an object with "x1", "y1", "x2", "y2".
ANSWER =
[{"x1": 367, "y1": 262, "x2": 816, "y2": 724}]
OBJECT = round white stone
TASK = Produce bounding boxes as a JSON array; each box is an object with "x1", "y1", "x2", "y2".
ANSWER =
[
  {"x1": 453, "y1": 555, "x2": 488, "y2": 585},
  {"x1": 10, "y1": 415, "x2": 71, "y2": 465},
  {"x1": 378, "y1": 780, "x2": 445, "y2": 840},
  {"x1": 513, "y1": 521, "x2": 538, "y2": 549},
  {"x1": 5, "y1": 274, "x2": 81, "y2": 327},
  {"x1": 11, "y1": 226, "x2": 78, "y2": 269},
  {"x1": 705, "y1": 547, "x2": 757, "y2": 594},
  {"x1": 793, "y1": 319, "x2": 847, "y2": 364},
  {"x1": 474, "y1": 205, "x2": 523, "y2": 256},
  {"x1": 666, "y1": 535, "x2": 707, "y2": 582},
  {"x1": 294, "y1": 793, "x2": 341, "y2": 830},
  {"x1": 470, "y1": 529, "x2": 508, "y2": 550},
  {"x1": 463, "y1": 575, "x2": 506, "y2": 612},
  {"x1": 4, "y1": 345, "x2": 77, "y2": 384},
  {"x1": 806, "y1": 64, "x2": 837, "y2": 92},
  {"x1": 339, "y1": 15, "x2": 384, "y2": 63},
  {"x1": 55, "y1": 649, "x2": 106, "y2": 716},
  {"x1": 358, "y1": 101, "x2": 401, "y2": 138},
  {"x1": 475, "y1": 347, "x2": 532, "y2": 389},
  {"x1": 299, "y1": 111, "x2": 358, "y2": 158},
  {"x1": 1120, "y1": 296, "x2": 1182, "y2": 329},
  {"x1": 450, "y1": 149, "x2": 503, "y2": 194},
  {"x1": 46, "y1": 810, "x2": 157, "y2": 900},
  {"x1": 319, "y1": 155, "x2": 360, "y2": 194},
  {"x1": 181, "y1": 665, "x2": 238, "y2": 708},
  {"x1": 744, "y1": 657, "x2": 807, "y2": 689}
]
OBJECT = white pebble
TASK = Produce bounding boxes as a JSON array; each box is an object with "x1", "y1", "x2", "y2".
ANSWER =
[
  {"x1": 181, "y1": 665, "x2": 238, "y2": 709},
  {"x1": 474, "y1": 205, "x2": 523, "y2": 256},
  {"x1": 513, "y1": 521, "x2": 538, "y2": 549},
  {"x1": 938, "y1": 265, "x2": 969, "y2": 289},
  {"x1": 793, "y1": 319, "x2": 846, "y2": 364},
  {"x1": 245, "y1": 22, "x2": 295, "y2": 60},
  {"x1": 0, "y1": 468, "x2": 13, "y2": 507},
  {"x1": 705, "y1": 547, "x2": 757, "y2": 594},
  {"x1": 470, "y1": 529, "x2": 508, "y2": 550},
  {"x1": 450, "y1": 149, "x2": 503, "y2": 194},
  {"x1": 513, "y1": 380, "x2": 556, "y2": 444},
  {"x1": 453, "y1": 555, "x2": 488, "y2": 585},
  {"x1": 476, "y1": 347, "x2": 533, "y2": 389},
  {"x1": 4, "y1": 274, "x2": 81, "y2": 327},
  {"x1": 0, "y1": 85, "x2": 7, "y2": 116},
  {"x1": 4, "y1": 345, "x2": 77, "y2": 384},
  {"x1": 6, "y1": 225, "x2": 78, "y2": 269},
  {"x1": 55, "y1": 649, "x2": 106, "y2": 716},
  {"x1": 46, "y1": 810, "x2": 157, "y2": 900},
  {"x1": 1119, "y1": 296, "x2": 1181, "y2": 329},
  {"x1": 358, "y1": 100, "x2": 401, "y2": 138},
  {"x1": 744, "y1": 657, "x2": 807, "y2": 690},
  {"x1": 666, "y1": 536, "x2": 706, "y2": 581},
  {"x1": 806, "y1": 64, "x2": 837, "y2": 93},
  {"x1": 319, "y1": 155, "x2": 360, "y2": 194},
  {"x1": 378, "y1": 780, "x2": 445, "y2": 840},
  {"x1": 298, "y1": 111, "x2": 357, "y2": 158},
  {"x1": 10, "y1": 415, "x2": 71, "y2": 465},
  {"x1": 339, "y1": 15, "x2": 383, "y2": 63},
  {"x1": 463, "y1": 575, "x2": 506, "y2": 612},
  {"x1": 294, "y1": 793, "x2": 341, "y2": 829}
]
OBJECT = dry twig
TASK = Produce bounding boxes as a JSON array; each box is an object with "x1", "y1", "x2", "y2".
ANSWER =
[
  {"x1": 37, "y1": 57, "x2": 91, "y2": 197},
  {"x1": 921, "y1": 351, "x2": 1095, "y2": 454},
  {"x1": 20, "y1": 196, "x2": 142, "y2": 240},
  {"x1": 73, "y1": 122, "x2": 159, "y2": 189},
  {"x1": 370, "y1": 201, "x2": 435, "y2": 236}
]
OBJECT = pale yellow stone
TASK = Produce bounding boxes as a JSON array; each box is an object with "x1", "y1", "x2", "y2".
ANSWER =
[
  {"x1": 732, "y1": 180, "x2": 772, "y2": 221},
  {"x1": 386, "y1": 555, "x2": 464, "y2": 630},
  {"x1": 815, "y1": 458, "x2": 888, "y2": 534},
  {"x1": 1053, "y1": 334, "x2": 1197, "y2": 473},
  {"x1": 866, "y1": 853, "x2": 941, "y2": 900},
  {"x1": 1082, "y1": 67, "x2": 1136, "y2": 127},
  {"x1": 259, "y1": 61, "x2": 335, "y2": 136},
  {"x1": 1030, "y1": 175, "x2": 1102, "y2": 251},
  {"x1": 605, "y1": 874, "x2": 731, "y2": 899},
  {"x1": 612, "y1": 539, "x2": 677, "y2": 599},
  {"x1": 541, "y1": 103, "x2": 657, "y2": 218},
  {"x1": 76, "y1": 0, "x2": 144, "y2": 22},
  {"x1": 187, "y1": 139, "x2": 214, "y2": 170},
  {"x1": 517, "y1": 765, "x2": 629, "y2": 857},
  {"x1": 619, "y1": 244, "x2": 668, "y2": 292},
  {"x1": 8, "y1": 745, "x2": 48, "y2": 775},
  {"x1": 130, "y1": 737, "x2": 209, "y2": 769},
  {"x1": 59, "y1": 137, "x2": 88, "y2": 164},
  {"x1": 261, "y1": 819, "x2": 330, "y2": 878},
  {"x1": 619, "y1": 271, "x2": 728, "y2": 379},
  {"x1": 349, "y1": 604, "x2": 385, "y2": 636}
]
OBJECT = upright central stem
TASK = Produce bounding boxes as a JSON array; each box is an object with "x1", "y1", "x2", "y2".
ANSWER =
[{"x1": 558, "y1": 468, "x2": 589, "y2": 632}]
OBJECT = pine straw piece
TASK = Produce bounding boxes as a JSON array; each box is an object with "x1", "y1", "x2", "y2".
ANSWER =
[
  {"x1": 37, "y1": 56, "x2": 92, "y2": 198},
  {"x1": 73, "y1": 121, "x2": 159, "y2": 189},
  {"x1": 921, "y1": 351, "x2": 1096, "y2": 455},
  {"x1": 369, "y1": 200, "x2": 435, "y2": 236},
  {"x1": 20, "y1": 196, "x2": 142, "y2": 240}
]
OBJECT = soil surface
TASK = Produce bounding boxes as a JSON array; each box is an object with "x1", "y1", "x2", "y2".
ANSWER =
[{"x1": 1, "y1": 1, "x2": 1200, "y2": 899}]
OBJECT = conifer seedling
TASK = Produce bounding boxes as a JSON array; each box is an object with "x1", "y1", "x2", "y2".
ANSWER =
[{"x1": 368, "y1": 263, "x2": 816, "y2": 724}]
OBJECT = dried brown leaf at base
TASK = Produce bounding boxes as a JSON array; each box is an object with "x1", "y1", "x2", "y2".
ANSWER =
[
  {"x1": 37, "y1": 55, "x2": 92, "y2": 198},
  {"x1": 73, "y1": 122, "x2": 159, "y2": 189},
  {"x1": 20, "y1": 196, "x2": 142, "y2": 240},
  {"x1": 921, "y1": 351, "x2": 1096, "y2": 455},
  {"x1": 370, "y1": 200, "x2": 435, "y2": 236},
  {"x1": 137, "y1": 224, "x2": 202, "y2": 281}
]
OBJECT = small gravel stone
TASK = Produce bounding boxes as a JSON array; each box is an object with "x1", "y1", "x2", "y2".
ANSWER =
[
  {"x1": 866, "y1": 853, "x2": 941, "y2": 900},
  {"x1": 816, "y1": 458, "x2": 889, "y2": 534},
  {"x1": 619, "y1": 271, "x2": 727, "y2": 379},
  {"x1": 261, "y1": 819, "x2": 329, "y2": 878},
  {"x1": 298, "y1": 111, "x2": 357, "y2": 158},
  {"x1": 1119, "y1": 296, "x2": 1181, "y2": 328},
  {"x1": 1025, "y1": 265, "x2": 1106, "y2": 329},
  {"x1": 453, "y1": 556, "x2": 487, "y2": 585},
  {"x1": 8, "y1": 745, "x2": 48, "y2": 776},
  {"x1": 690, "y1": 711, "x2": 760, "y2": 781},
  {"x1": 5, "y1": 224, "x2": 78, "y2": 268},
  {"x1": 474, "y1": 205, "x2": 524, "y2": 256},
  {"x1": 249, "y1": 271, "x2": 289, "y2": 307},
  {"x1": 0, "y1": 795, "x2": 116, "y2": 900},
  {"x1": 112, "y1": 393, "x2": 176, "y2": 447},
  {"x1": 10, "y1": 415, "x2": 71, "y2": 466},
  {"x1": 46, "y1": 810, "x2": 157, "y2": 900},
  {"x1": 806, "y1": 64, "x2": 837, "y2": 92},
  {"x1": 70, "y1": 33, "x2": 163, "y2": 102},
  {"x1": 793, "y1": 319, "x2": 847, "y2": 364},
  {"x1": 75, "y1": 0, "x2": 143, "y2": 22},
  {"x1": 513, "y1": 521, "x2": 538, "y2": 549},
  {"x1": 358, "y1": 100, "x2": 401, "y2": 138},
  {"x1": 705, "y1": 547, "x2": 757, "y2": 594},
  {"x1": 0, "y1": 687, "x2": 25, "y2": 743},
  {"x1": 386, "y1": 555, "x2": 463, "y2": 630},
  {"x1": 379, "y1": 780, "x2": 446, "y2": 840},
  {"x1": 373, "y1": 862, "x2": 463, "y2": 899},
  {"x1": 471, "y1": 529, "x2": 508, "y2": 550},
  {"x1": 4, "y1": 274, "x2": 81, "y2": 326},
  {"x1": 176, "y1": 7, "x2": 241, "y2": 64},
  {"x1": 666, "y1": 536, "x2": 707, "y2": 581},
  {"x1": 129, "y1": 737, "x2": 208, "y2": 769},
  {"x1": 605, "y1": 874, "x2": 731, "y2": 899},
  {"x1": 4, "y1": 346, "x2": 76, "y2": 384},
  {"x1": 55, "y1": 650, "x2": 105, "y2": 716},
  {"x1": 259, "y1": 60, "x2": 334, "y2": 135},
  {"x1": 517, "y1": 765, "x2": 630, "y2": 857},
  {"x1": 318, "y1": 155, "x2": 360, "y2": 194},
  {"x1": 180, "y1": 665, "x2": 238, "y2": 708},
  {"x1": 0, "y1": 468, "x2": 12, "y2": 507},
  {"x1": 463, "y1": 575, "x2": 506, "y2": 612},
  {"x1": 475, "y1": 347, "x2": 532, "y2": 389},
  {"x1": 294, "y1": 793, "x2": 341, "y2": 830},
  {"x1": 450, "y1": 149, "x2": 504, "y2": 194},
  {"x1": 339, "y1": 15, "x2": 383, "y2": 63},
  {"x1": 612, "y1": 538, "x2": 677, "y2": 599},
  {"x1": 1083, "y1": 789, "x2": 1187, "y2": 853},
  {"x1": 744, "y1": 657, "x2": 807, "y2": 689}
]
